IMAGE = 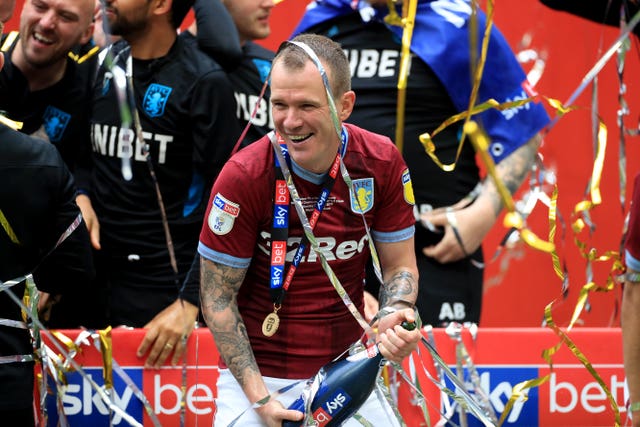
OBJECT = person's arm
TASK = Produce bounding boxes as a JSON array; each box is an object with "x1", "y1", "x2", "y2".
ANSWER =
[
  {"x1": 33, "y1": 145, "x2": 95, "y2": 307},
  {"x1": 623, "y1": 172, "x2": 640, "y2": 425},
  {"x1": 375, "y1": 237, "x2": 421, "y2": 363},
  {"x1": 136, "y1": 254, "x2": 201, "y2": 367},
  {"x1": 191, "y1": 0, "x2": 243, "y2": 70},
  {"x1": 200, "y1": 256, "x2": 303, "y2": 425},
  {"x1": 623, "y1": 272, "x2": 640, "y2": 427},
  {"x1": 540, "y1": 0, "x2": 640, "y2": 38},
  {"x1": 422, "y1": 132, "x2": 541, "y2": 263},
  {"x1": 136, "y1": 65, "x2": 240, "y2": 368}
]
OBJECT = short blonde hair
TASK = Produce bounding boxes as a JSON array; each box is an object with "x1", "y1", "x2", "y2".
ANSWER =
[{"x1": 274, "y1": 33, "x2": 351, "y2": 98}]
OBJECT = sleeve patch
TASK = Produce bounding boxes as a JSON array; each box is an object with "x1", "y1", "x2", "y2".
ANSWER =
[
  {"x1": 402, "y1": 169, "x2": 415, "y2": 205},
  {"x1": 207, "y1": 193, "x2": 240, "y2": 236}
]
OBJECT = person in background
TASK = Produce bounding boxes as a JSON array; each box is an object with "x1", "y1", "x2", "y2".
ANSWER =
[
  {"x1": 0, "y1": 0, "x2": 95, "y2": 172},
  {"x1": 199, "y1": 33, "x2": 420, "y2": 426},
  {"x1": 293, "y1": 0, "x2": 550, "y2": 327},
  {"x1": 540, "y1": 0, "x2": 640, "y2": 37},
  {"x1": 186, "y1": 0, "x2": 275, "y2": 146},
  {"x1": 0, "y1": 0, "x2": 102, "y2": 328},
  {"x1": 81, "y1": 0, "x2": 239, "y2": 368},
  {"x1": 0, "y1": 0, "x2": 14, "y2": 21},
  {"x1": 0, "y1": 2, "x2": 94, "y2": 423},
  {"x1": 623, "y1": 174, "x2": 640, "y2": 427}
]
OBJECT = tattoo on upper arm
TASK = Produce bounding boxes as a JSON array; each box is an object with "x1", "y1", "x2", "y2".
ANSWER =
[
  {"x1": 200, "y1": 258, "x2": 260, "y2": 387},
  {"x1": 378, "y1": 270, "x2": 417, "y2": 308},
  {"x1": 200, "y1": 258, "x2": 245, "y2": 312},
  {"x1": 487, "y1": 135, "x2": 541, "y2": 216}
]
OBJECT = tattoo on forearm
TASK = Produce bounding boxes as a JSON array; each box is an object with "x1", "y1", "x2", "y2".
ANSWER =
[
  {"x1": 378, "y1": 270, "x2": 417, "y2": 308},
  {"x1": 200, "y1": 259, "x2": 260, "y2": 388},
  {"x1": 486, "y1": 135, "x2": 540, "y2": 216}
]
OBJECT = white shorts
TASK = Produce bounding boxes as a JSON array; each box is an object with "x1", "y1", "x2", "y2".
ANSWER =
[{"x1": 213, "y1": 368, "x2": 401, "y2": 427}]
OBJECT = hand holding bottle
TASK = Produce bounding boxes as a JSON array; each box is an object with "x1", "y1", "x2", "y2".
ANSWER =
[
  {"x1": 376, "y1": 307, "x2": 420, "y2": 364},
  {"x1": 256, "y1": 398, "x2": 304, "y2": 427},
  {"x1": 282, "y1": 318, "x2": 418, "y2": 427}
]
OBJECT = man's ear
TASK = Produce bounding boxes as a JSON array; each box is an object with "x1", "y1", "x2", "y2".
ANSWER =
[
  {"x1": 0, "y1": 52, "x2": 4, "y2": 71},
  {"x1": 338, "y1": 90, "x2": 356, "y2": 122},
  {"x1": 79, "y1": 21, "x2": 95, "y2": 46},
  {"x1": 153, "y1": 0, "x2": 172, "y2": 17}
]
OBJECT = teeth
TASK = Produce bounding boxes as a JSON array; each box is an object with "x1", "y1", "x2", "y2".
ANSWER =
[
  {"x1": 34, "y1": 33, "x2": 53, "y2": 44},
  {"x1": 289, "y1": 134, "x2": 311, "y2": 141}
]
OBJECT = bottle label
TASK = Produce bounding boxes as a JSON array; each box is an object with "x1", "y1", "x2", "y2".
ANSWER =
[
  {"x1": 346, "y1": 344, "x2": 379, "y2": 362},
  {"x1": 313, "y1": 388, "x2": 352, "y2": 426}
]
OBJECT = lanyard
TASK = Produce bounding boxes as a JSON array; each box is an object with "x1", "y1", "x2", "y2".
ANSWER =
[
  {"x1": 269, "y1": 130, "x2": 346, "y2": 302},
  {"x1": 263, "y1": 129, "x2": 346, "y2": 336}
]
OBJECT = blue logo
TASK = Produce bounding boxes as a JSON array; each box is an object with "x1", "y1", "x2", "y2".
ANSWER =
[
  {"x1": 252, "y1": 58, "x2": 272, "y2": 84},
  {"x1": 42, "y1": 106, "x2": 71, "y2": 142},
  {"x1": 143, "y1": 83, "x2": 172, "y2": 117},
  {"x1": 45, "y1": 367, "x2": 144, "y2": 426},
  {"x1": 273, "y1": 205, "x2": 288, "y2": 228},
  {"x1": 349, "y1": 178, "x2": 374, "y2": 214},
  {"x1": 443, "y1": 366, "x2": 539, "y2": 426},
  {"x1": 321, "y1": 388, "x2": 352, "y2": 416}
]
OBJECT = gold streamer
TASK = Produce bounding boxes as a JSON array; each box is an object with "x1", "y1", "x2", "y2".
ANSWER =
[
  {"x1": 67, "y1": 45, "x2": 100, "y2": 64},
  {"x1": 416, "y1": 1, "x2": 495, "y2": 172},
  {"x1": 0, "y1": 114, "x2": 23, "y2": 131},
  {"x1": 465, "y1": 120, "x2": 555, "y2": 253},
  {"x1": 99, "y1": 326, "x2": 113, "y2": 389},
  {"x1": 0, "y1": 209, "x2": 19, "y2": 244},
  {"x1": 548, "y1": 185, "x2": 566, "y2": 281},
  {"x1": 498, "y1": 375, "x2": 550, "y2": 427},
  {"x1": 419, "y1": 93, "x2": 574, "y2": 172},
  {"x1": 383, "y1": 0, "x2": 418, "y2": 154},
  {"x1": 543, "y1": 301, "x2": 620, "y2": 426}
]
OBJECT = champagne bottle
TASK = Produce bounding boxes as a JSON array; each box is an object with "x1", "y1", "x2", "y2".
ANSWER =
[{"x1": 283, "y1": 321, "x2": 415, "y2": 427}]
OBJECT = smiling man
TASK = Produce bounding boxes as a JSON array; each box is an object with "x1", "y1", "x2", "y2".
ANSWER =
[
  {"x1": 199, "y1": 33, "x2": 421, "y2": 426},
  {"x1": 0, "y1": 0, "x2": 95, "y2": 165},
  {"x1": 0, "y1": 0, "x2": 102, "y2": 329}
]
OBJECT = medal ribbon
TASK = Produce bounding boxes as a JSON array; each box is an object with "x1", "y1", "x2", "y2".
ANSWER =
[
  {"x1": 270, "y1": 132, "x2": 374, "y2": 337},
  {"x1": 268, "y1": 129, "x2": 346, "y2": 307}
]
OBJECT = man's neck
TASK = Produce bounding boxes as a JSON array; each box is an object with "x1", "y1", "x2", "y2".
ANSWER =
[
  {"x1": 11, "y1": 41, "x2": 67, "y2": 92},
  {"x1": 126, "y1": 24, "x2": 177, "y2": 60}
]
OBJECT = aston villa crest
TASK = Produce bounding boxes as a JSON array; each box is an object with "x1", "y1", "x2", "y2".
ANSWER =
[
  {"x1": 42, "y1": 106, "x2": 71, "y2": 143},
  {"x1": 350, "y1": 178, "x2": 374, "y2": 214},
  {"x1": 143, "y1": 83, "x2": 172, "y2": 118}
]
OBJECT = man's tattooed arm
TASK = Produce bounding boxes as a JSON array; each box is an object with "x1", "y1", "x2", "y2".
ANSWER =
[
  {"x1": 483, "y1": 133, "x2": 542, "y2": 217},
  {"x1": 374, "y1": 238, "x2": 420, "y2": 311},
  {"x1": 378, "y1": 270, "x2": 418, "y2": 310},
  {"x1": 200, "y1": 256, "x2": 268, "y2": 402}
]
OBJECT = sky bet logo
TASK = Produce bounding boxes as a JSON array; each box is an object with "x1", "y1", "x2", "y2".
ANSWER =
[
  {"x1": 46, "y1": 367, "x2": 144, "y2": 426},
  {"x1": 312, "y1": 388, "x2": 352, "y2": 427},
  {"x1": 45, "y1": 366, "x2": 219, "y2": 426},
  {"x1": 443, "y1": 367, "x2": 539, "y2": 426}
]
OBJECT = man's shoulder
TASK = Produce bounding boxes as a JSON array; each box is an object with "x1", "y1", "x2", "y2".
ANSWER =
[
  {"x1": 0, "y1": 125, "x2": 65, "y2": 168},
  {"x1": 344, "y1": 123, "x2": 401, "y2": 162},
  {"x1": 174, "y1": 36, "x2": 225, "y2": 75},
  {"x1": 345, "y1": 123, "x2": 393, "y2": 146}
]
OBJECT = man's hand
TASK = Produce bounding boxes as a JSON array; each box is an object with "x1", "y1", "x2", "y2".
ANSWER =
[
  {"x1": 136, "y1": 299, "x2": 199, "y2": 368},
  {"x1": 376, "y1": 308, "x2": 420, "y2": 364},
  {"x1": 421, "y1": 198, "x2": 495, "y2": 264},
  {"x1": 75, "y1": 194, "x2": 101, "y2": 250},
  {"x1": 255, "y1": 398, "x2": 304, "y2": 427}
]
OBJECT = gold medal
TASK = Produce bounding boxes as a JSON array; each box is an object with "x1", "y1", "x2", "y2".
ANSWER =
[{"x1": 262, "y1": 312, "x2": 280, "y2": 337}]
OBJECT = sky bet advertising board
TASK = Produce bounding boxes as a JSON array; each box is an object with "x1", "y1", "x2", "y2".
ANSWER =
[{"x1": 41, "y1": 328, "x2": 626, "y2": 426}]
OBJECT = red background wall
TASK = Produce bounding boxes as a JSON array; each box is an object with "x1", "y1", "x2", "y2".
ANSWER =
[{"x1": 6, "y1": 1, "x2": 640, "y2": 328}]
